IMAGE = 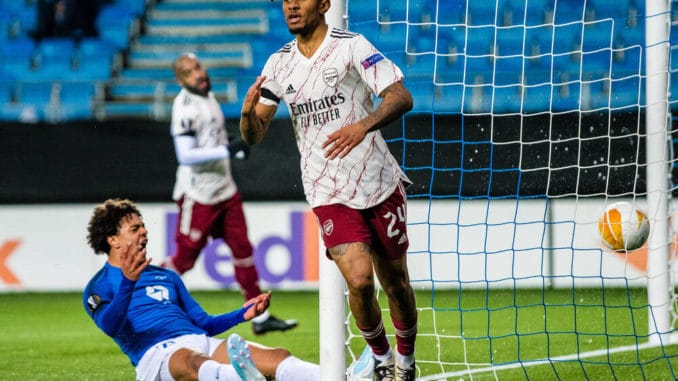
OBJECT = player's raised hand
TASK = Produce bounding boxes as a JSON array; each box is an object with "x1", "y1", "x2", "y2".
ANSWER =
[
  {"x1": 120, "y1": 241, "x2": 151, "y2": 281},
  {"x1": 322, "y1": 122, "x2": 368, "y2": 160},
  {"x1": 241, "y1": 76, "x2": 266, "y2": 116},
  {"x1": 242, "y1": 290, "x2": 272, "y2": 320}
]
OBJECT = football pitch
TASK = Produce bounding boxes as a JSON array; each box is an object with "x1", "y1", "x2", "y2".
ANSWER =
[{"x1": 1, "y1": 289, "x2": 677, "y2": 380}]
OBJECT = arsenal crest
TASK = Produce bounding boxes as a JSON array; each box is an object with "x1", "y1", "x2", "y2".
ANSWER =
[{"x1": 322, "y1": 68, "x2": 338, "y2": 87}]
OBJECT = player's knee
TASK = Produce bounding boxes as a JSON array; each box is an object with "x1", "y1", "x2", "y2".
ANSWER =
[
  {"x1": 270, "y1": 347, "x2": 292, "y2": 363},
  {"x1": 347, "y1": 278, "x2": 376, "y2": 299}
]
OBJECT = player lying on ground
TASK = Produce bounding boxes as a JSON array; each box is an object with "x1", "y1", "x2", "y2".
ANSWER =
[{"x1": 83, "y1": 198, "x2": 319, "y2": 381}]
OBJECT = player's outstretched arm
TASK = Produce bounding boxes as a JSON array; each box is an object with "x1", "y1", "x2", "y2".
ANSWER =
[{"x1": 240, "y1": 76, "x2": 277, "y2": 145}]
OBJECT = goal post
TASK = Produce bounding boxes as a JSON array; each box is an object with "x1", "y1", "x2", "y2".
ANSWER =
[
  {"x1": 320, "y1": 4, "x2": 347, "y2": 381},
  {"x1": 318, "y1": 0, "x2": 678, "y2": 379},
  {"x1": 645, "y1": 0, "x2": 672, "y2": 346}
]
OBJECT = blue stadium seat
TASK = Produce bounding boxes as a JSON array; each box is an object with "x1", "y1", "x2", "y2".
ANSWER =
[
  {"x1": 32, "y1": 38, "x2": 78, "y2": 80},
  {"x1": 612, "y1": 45, "x2": 641, "y2": 79},
  {"x1": 96, "y1": 5, "x2": 136, "y2": 50},
  {"x1": 75, "y1": 38, "x2": 116, "y2": 80},
  {"x1": 522, "y1": 83, "x2": 552, "y2": 112},
  {"x1": 407, "y1": 80, "x2": 435, "y2": 113},
  {"x1": 0, "y1": 102, "x2": 41, "y2": 122},
  {"x1": 60, "y1": 81, "x2": 95, "y2": 104},
  {"x1": 59, "y1": 81, "x2": 96, "y2": 120},
  {"x1": 609, "y1": 76, "x2": 642, "y2": 110},
  {"x1": 553, "y1": 81, "x2": 581, "y2": 111},
  {"x1": 434, "y1": 54, "x2": 465, "y2": 84},
  {"x1": 582, "y1": 20, "x2": 613, "y2": 52},
  {"x1": 552, "y1": 23, "x2": 581, "y2": 55},
  {"x1": 438, "y1": 25, "x2": 467, "y2": 55},
  {"x1": 0, "y1": 80, "x2": 13, "y2": 103},
  {"x1": 525, "y1": 0, "x2": 550, "y2": 26},
  {"x1": 434, "y1": 84, "x2": 464, "y2": 114},
  {"x1": 0, "y1": 37, "x2": 35, "y2": 80},
  {"x1": 431, "y1": 0, "x2": 466, "y2": 25},
  {"x1": 495, "y1": 26, "x2": 526, "y2": 57},
  {"x1": 463, "y1": 84, "x2": 491, "y2": 114},
  {"x1": 492, "y1": 85, "x2": 522, "y2": 114},
  {"x1": 553, "y1": 2, "x2": 585, "y2": 24},
  {"x1": 581, "y1": 50, "x2": 612, "y2": 79},
  {"x1": 17, "y1": 81, "x2": 54, "y2": 107},
  {"x1": 467, "y1": 2, "x2": 500, "y2": 26},
  {"x1": 465, "y1": 26, "x2": 495, "y2": 56},
  {"x1": 0, "y1": 10, "x2": 12, "y2": 40}
]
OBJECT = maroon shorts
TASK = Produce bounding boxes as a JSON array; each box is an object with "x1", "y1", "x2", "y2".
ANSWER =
[
  {"x1": 312, "y1": 183, "x2": 409, "y2": 260},
  {"x1": 175, "y1": 193, "x2": 252, "y2": 258}
]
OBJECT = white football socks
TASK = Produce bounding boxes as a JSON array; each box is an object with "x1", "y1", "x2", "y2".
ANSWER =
[
  {"x1": 197, "y1": 359, "x2": 240, "y2": 381},
  {"x1": 275, "y1": 356, "x2": 320, "y2": 381}
]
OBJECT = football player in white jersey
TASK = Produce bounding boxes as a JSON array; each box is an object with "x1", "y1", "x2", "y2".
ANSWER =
[
  {"x1": 240, "y1": 0, "x2": 418, "y2": 379},
  {"x1": 164, "y1": 53, "x2": 298, "y2": 335}
]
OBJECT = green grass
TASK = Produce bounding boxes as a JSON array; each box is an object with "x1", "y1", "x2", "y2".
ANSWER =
[{"x1": 1, "y1": 289, "x2": 678, "y2": 380}]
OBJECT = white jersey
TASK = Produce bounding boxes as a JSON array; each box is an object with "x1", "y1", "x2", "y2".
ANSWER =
[
  {"x1": 259, "y1": 27, "x2": 411, "y2": 209},
  {"x1": 170, "y1": 89, "x2": 237, "y2": 204}
]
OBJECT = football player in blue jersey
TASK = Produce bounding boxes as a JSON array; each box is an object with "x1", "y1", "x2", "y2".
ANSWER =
[{"x1": 83, "y1": 198, "x2": 319, "y2": 381}]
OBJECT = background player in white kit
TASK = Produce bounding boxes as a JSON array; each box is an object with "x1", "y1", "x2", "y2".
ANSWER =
[
  {"x1": 240, "y1": 0, "x2": 418, "y2": 379},
  {"x1": 163, "y1": 53, "x2": 298, "y2": 335}
]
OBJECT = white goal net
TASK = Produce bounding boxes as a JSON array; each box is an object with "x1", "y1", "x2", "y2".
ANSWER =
[{"x1": 319, "y1": 0, "x2": 678, "y2": 379}]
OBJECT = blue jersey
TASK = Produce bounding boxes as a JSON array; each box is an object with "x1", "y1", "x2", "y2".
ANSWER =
[{"x1": 83, "y1": 263, "x2": 246, "y2": 365}]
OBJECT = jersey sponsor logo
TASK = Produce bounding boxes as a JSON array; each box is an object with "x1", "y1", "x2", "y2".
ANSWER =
[
  {"x1": 322, "y1": 68, "x2": 338, "y2": 87},
  {"x1": 322, "y1": 219, "x2": 334, "y2": 236},
  {"x1": 361, "y1": 53, "x2": 384, "y2": 69},
  {"x1": 87, "y1": 294, "x2": 101, "y2": 312},
  {"x1": 146, "y1": 285, "x2": 170, "y2": 302},
  {"x1": 290, "y1": 94, "x2": 346, "y2": 116},
  {"x1": 291, "y1": 94, "x2": 346, "y2": 128},
  {"x1": 285, "y1": 84, "x2": 296, "y2": 94}
]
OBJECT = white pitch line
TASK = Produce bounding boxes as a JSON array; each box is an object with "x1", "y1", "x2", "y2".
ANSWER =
[{"x1": 417, "y1": 340, "x2": 668, "y2": 381}]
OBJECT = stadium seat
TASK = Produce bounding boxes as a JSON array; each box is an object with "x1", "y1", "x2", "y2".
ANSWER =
[
  {"x1": 0, "y1": 80, "x2": 13, "y2": 103},
  {"x1": 522, "y1": 83, "x2": 553, "y2": 112},
  {"x1": 75, "y1": 38, "x2": 116, "y2": 80},
  {"x1": 0, "y1": 10, "x2": 12, "y2": 40},
  {"x1": 434, "y1": 84, "x2": 464, "y2": 114},
  {"x1": 17, "y1": 81, "x2": 54, "y2": 108},
  {"x1": 495, "y1": 26, "x2": 526, "y2": 57},
  {"x1": 59, "y1": 81, "x2": 96, "y2": 120},
  {"x1": 525, "y1": 0, "x2": 550, "y2": 26},
  {"x1": 0, "y1": 37, "x2": 35, "y2": 80},
  {"x1": 96, "y1": 5, "x2": 136, "y2": 50},
  {"x1": 467, "y1": 1, "x2": 499, "y2": 26},
  {"x1": 609, "y1": 76, "x2": 642, "y2": 110},
  {"x1": 552, "y1": 23, "x2": 581, "y2": 55},
  {"x1": 33, "y1": 38, "x2": 75, "y2": 79},
  {"x1": 466, "y1": 26, "x2": 495, "y2": 56},
  {"x1": 553, "y1": 2, "x2": 585, "y2": 24},
  {"x1": 432, "y1": 0, "x2": 466, "y2": 25},
  {"x1": 553, "y1": 81, "x2": 581, "y2": 111}
]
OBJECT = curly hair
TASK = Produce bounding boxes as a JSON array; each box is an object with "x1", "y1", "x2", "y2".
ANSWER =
[{"x1": 87, "y1": 199, "x2": 142, "y2": 255}]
